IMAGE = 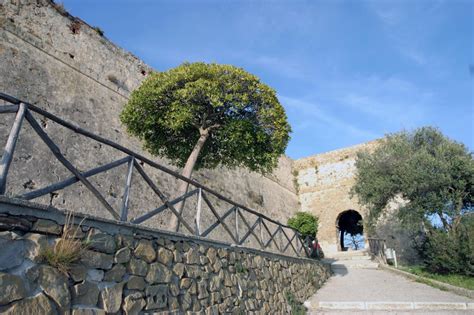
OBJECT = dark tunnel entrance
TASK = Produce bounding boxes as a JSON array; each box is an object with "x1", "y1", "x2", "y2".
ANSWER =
[{"x1": 336, "y1": 210, "x2": 364, "y2": 251}]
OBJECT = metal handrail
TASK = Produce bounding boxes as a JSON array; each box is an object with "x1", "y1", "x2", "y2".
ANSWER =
[{"x1": 0, "y1": 92, "x2": 308, "y2": 258}]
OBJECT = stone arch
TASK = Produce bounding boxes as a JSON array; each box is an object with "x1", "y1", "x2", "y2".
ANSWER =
[{"x1": 336, "y1": 209, "x2": 364, "y2": 251}]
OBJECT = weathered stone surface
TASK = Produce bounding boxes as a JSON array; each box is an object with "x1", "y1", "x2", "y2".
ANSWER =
[
  {"x1": 104, "y1": 264, "x2": 126, "y2": 282},
  {"x1": 128, "y1": 257, "x2": 148, "y2": 276},
  {"x1": 126, "y1": 275, "x2": 146, "y2": 290},
  {"x1": 4, "y1": 292, "x2": 56, "y2": 315},
  {"x1": 81, "y1": 250, "x2": 113, "y2": 270},
  {"x1": 32, "y1": 219, "x2": 62, "y2": 235},
  {"x1": 89, "y1": 233, "x2": 116, "y2": 254},
  {"x1": 69, "y1": 265, "x2": 88, "y2": 282},
  {"x1": 209, "y1": 275, "x2": 221, "y2": 292},
  {"x1": 180, "y1": 292, "x2": 192, "y2": 311},
  {"x1": 146, "y1": 262, "x2": 172, "y2": 284},
  {"x1": 0, "y1": 217, "x2": 32, "y2": 233},
  {"x1": 157, "y1": 247, "x2": 173, "y2": 266},
  {"x1": 0, "y1": 238, "x2": 25, "y2": 270},
  {"x1": 37, "y1": 265, "x2": 71, "y2": 311},
  {"x1": 72, "y1": 281, "x2": 99, "y2": 306},
  {"x1": 173, "y1": 249, "x2": 183, "y2": 263},
  {"x1": 134, "y1": 240, "x2": 155, "y2": 263},
  {"x1": 23, "y1": 233, "x2": 50, "y2": 263},
  {"x1": 123, "y1": 292, "x2": 145, "y2": 315},
  {"x1": 172, "y1": 262, "x2": 185, "y2": 278},
  {"x1": 145, "y1": 284, "x2": 168, "y2": 310},
  {"x1": 100, "y1": 282, "x2": 124, "y2": 313},
  {"x1": 186, "y1": 247, "x2": 200, "y2": 264},
  {"x1": 71, "y1": 308, "x2": 106, "y2": 315},
  {"x1": 0, "y1": 272, "x2": 27, "y2": 304},
  {"x1": 185, "y1": 265, "x2": 202, "y2": 278},
  {"x1": 86, "y1": 269, "x2": 104, "y2": 282},
  {"x1": 114, "y1": 247, "x2": 131, "y2": 264},
  {"x1": 206, "y1": 248, "x2": 217, "y2": 264},
  {"x1": 197, "y1": 280, "x2": 209, "y2": 299}
]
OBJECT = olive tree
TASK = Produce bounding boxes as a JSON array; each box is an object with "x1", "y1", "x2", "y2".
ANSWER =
[
  {"x1": 121, "y1": 62, "x2": 291, "y2": 229},
  {"x1": 352, "y1": 127, "x2": 473, "y2": 274},
  {"x1": 352, "y1": 127, "x2": 473, "y2": 231}
]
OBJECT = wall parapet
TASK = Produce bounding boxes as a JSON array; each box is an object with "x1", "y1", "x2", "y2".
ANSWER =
[{"x1": 0, "y1": 197, "x2": 330, "y2": 314}]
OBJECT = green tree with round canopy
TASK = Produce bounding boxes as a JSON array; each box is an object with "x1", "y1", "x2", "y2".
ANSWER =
[{"x1": 120, "y1": 62, "x2": 291, "y2": 229}]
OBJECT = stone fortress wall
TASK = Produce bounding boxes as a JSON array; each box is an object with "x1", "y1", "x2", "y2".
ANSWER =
[
  {"x1": 293, "y1": 141, "x2": 379, "y2": 253},
  {"x1": 0, "y1": 0, "x2": 299, "y2": 246}
]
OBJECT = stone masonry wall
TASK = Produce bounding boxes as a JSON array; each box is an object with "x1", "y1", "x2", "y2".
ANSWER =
[
  {"x1": 293, "y1": 141, "x2": 379, "y2": 253},
  {"x1": 0, "y1": 198, "x2": 330, "y2": 314},
  {"x1": 0, "y1": 0, "x2": 299, "y2": 245}
]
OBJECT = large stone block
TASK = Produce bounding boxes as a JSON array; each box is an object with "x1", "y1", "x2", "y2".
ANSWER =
[
  {"x1": 0, "y1": 272, "x2": 27, "y2": 304},
  {"x1": 3, "y1": 292, "x2": 56, "y2": 315}
]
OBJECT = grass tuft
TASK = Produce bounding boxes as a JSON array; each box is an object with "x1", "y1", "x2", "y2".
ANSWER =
[
  {"x1": 400, "y1": 265, "x2": 474, "y2": 290},
  {"x1": 41, "y1": 212, "x2": 89, "y2": 273}
]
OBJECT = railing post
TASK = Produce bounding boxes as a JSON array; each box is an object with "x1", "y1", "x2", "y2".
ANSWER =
[
  {"x1": 195, "y1": 188, "x2": 202, "y2": 236},
  {"x1": 120, "y1": 156, "x2": 134, "y2": 221},
  {"x1": 235, "y1": 208, "x2": 239, "y2": 243},
  {"x1": 0, "y1": 103, "x2": 26, "y2": 194}
]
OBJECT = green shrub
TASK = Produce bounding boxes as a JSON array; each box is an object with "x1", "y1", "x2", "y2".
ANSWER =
[
  {"x1": 287, "y1": 212, "x2": 318, "y2": 238},
  {"x1": 416, "y1": 216, "x2": 473, "y2": 276}
]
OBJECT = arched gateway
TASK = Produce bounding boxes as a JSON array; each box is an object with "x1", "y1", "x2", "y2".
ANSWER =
[{"x1": 336, "y1": 210, "x2": 364, "y2": 251}]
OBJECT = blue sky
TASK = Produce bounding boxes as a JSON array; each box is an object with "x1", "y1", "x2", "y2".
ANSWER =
[{"x1": 63, "y1": 0, "x2": 473, "y2": 159}]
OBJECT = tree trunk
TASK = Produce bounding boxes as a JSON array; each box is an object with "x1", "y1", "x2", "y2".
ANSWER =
[{"x1": 169, "y1": 129, "x2": 210, "y2": 231}]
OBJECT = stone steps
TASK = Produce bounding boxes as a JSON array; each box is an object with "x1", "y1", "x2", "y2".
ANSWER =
[{"x1": 322, "y1": 250, "x2": 379, "y2": 275}]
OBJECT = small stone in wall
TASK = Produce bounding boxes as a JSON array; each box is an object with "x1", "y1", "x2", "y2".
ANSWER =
[
  {"x1": 179, "y1": 292, "x2": 192, "y2": 311},
  {"x1": 145, "y1": 284, "x2": 167, "y2": 310},
  {"x1": 114, "y1": 247, "x2": 131, "y2": 264},
  {"x1": 89, "y1": 233, "x2": 116, "y2": 254},
  {"x1": 186, "y1": 247, "x2": 200, "y2": 265},
  {"x1": 69, "y1": 265, "x2": 87, "y2": 282},
  {"x1": 81, "y1": 250, "x2": 113, "y2": 270},
  {"x1": 134, "y1": 240, "x2": 156, "y2": 263},
  {"x1": 71, "y1": 281, "x2": 99, "y2": 306},
  {"x1": 123, "y1": 292, "x2": 145, "y2": 315},
  {"x1": 127, "y1": 258, "x2": 148, "y2": 276},
  {"x1": 86, "y1": 269, "x2": 104, "y2": 282},
  {"x1": 100, "y1": 282, "x2": 124, "y2": 313},
  {"x1": 37, "y1": 265, "x2": 71, "y2": 311},
  {"x1": 71, "y1": 308, "x2": 106, "y2": 315},
  {"x1": 156, "y1": 247, "x2": 173, "y2": 266},
  {"x1": 103, "y1": 264, "x2": 126, "y2": 282},
  {"x1": 197, "y1": 280, "x2": 209, "y2": 299},
  {"x1": 3, "y1": 292, "x2": 56, "y2": 315},
  {"x1": 0, "y1": 272, "x2": 27, "y2": 304},
  {"x1": 172, "y1": 262, "x2": 185, "y2": 278},
  {"x1": 126, "y1": 275, "x2": 146, "y2": 290},
  {"x1": 146, "y1": 262, "x2": 172, "y2": 284},
  {"x1": 32, "y1": 219, "x2": 62, "y2": 235},
  {"x1": 0, "y1": 238, "x2": 25, "y2": 271}
]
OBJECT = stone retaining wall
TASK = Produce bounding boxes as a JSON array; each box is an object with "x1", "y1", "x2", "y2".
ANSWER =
[{"x1": 0, "y1": 198, "x2": 330, "y2": 314}]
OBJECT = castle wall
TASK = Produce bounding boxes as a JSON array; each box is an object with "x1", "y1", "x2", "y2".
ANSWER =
[
  {"x1": 0, "y1": 0, "x2": 299, "y2": 246},
  {"x1": 293, "y1": 141, "x2": 378, "y2": 253}
]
